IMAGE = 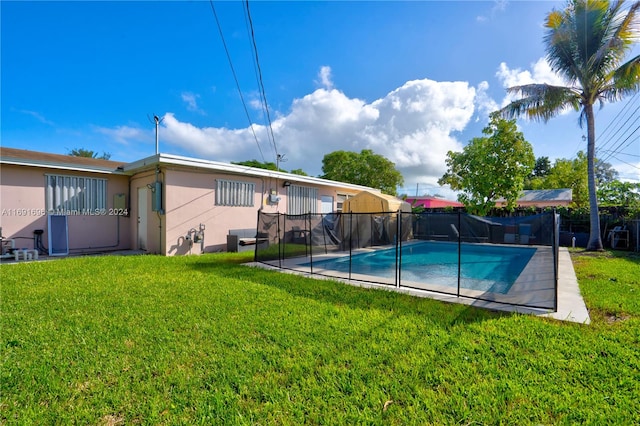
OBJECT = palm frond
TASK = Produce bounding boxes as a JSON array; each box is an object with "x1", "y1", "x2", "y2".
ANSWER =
[
  {"x1": 611, "y1": 54, "x2": 640, "y2": 88},
  {"x1": 501, "y1": 84, "x2": 581, "y2": 122},
  {"x1": 591, "y1": 1, "x2": 640, "y2": 79},
  {"x1": 545, "y1": 8, "x2": 584, "y2": 84}
]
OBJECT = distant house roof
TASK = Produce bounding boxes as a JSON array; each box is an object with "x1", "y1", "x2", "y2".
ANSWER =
[
  {"x1": 405, "y1": 196, "x2": 463, "y2": 208},
  {"x1": 496, "y1": 189, "x2": 573, "y2": 207}
]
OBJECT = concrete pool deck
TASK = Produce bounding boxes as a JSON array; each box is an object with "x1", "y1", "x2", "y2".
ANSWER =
[{"x1": 250, "y1": 247, "x2": 591, "y2": 324}]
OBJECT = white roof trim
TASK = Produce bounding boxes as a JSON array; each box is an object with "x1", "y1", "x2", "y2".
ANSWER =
[
  {"x1": 0, "y1": 157, "x2": 125, "y2": 175},
  {"x1": 125, "y1": 153, "x2": 379, "y2": 192}
]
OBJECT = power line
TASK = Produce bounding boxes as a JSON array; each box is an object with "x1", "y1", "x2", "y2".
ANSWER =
[
  {"x1": 605, "y1": 153, "x2": 640, "y2": 170},
  {"x1": 596, "y1": 97, "x2": 639, "y2": 156},
  {"x1": 600, "y1": 150, "x2": 640, "y2": 158},
  {"x1": 243, "y1": 0, "x2": 279, "y2": 165},
  {"x1": 597, "y1": 91, "x2": 639, "y2": 145},
  {"x1": 242, "y1": 4, "x2": 273, "y2": 163},
  {"x1": 599, "y1": 123, "x2": 640, "y2": 163},
  {"x1": 208, "y1": 0, "x2": 266, "y2": 163}
]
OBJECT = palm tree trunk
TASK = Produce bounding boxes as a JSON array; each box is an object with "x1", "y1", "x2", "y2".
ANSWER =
[{"x1": 585, "y1": 103, "x2": 603, "y2": 251}]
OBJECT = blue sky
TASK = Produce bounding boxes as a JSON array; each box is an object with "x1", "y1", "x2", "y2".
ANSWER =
[{"x1": 2, "y1": 1, "x2": 639, "y2": 198}]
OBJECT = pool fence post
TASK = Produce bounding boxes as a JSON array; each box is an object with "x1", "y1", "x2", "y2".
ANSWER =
[
  {"x1": 308, "y1": 212, "x2": 313, "y2": 275},
  {"x1": 396, "y1": 210, "x2": 401, "y2": 289},
  {"x1": 321, "y1": 212, "x2": 328, "y2": 255},
  {"x1": 553, "y1": 209, "x2": 559, "y2": 312},
  {"x1": 278, "y1": 213, "x2": 283, "y2": 269},
  {"x1": 457, "y1": 210, "x2": 461, "y2": 298},
  {"x1": 349, "y1": 212, "x2": 353, "y2": 280}
]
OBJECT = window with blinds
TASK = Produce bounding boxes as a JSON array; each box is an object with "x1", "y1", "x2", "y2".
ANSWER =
[
  {"x1": 287, "y1": 184, "x2": 318, "y2": 214},
  {"x1": 215, "y1": 179, "x2": 255, "y2": 207},
  {"x1": 45, "y1": 174, "x2": 108, "y2": 213}
]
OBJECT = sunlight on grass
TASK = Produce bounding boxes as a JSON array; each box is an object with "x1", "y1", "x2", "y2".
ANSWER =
[{"x1": 1, "y1": 251, "x2": 638, "y2": 424}]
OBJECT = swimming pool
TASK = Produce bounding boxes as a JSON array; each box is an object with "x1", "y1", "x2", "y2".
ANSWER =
[{"x1": 305, "y1": 241, "x2": 536, "y2": 294}]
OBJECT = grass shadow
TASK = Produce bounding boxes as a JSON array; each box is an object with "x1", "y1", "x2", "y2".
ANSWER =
[{"x1": 189, "y1": 255, "x2": 512, "y2": 326}]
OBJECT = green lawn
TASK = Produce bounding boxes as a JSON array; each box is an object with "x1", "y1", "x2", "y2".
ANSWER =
[{"x1": 1, "y1": 250, "x2": 638, "y2": 425}]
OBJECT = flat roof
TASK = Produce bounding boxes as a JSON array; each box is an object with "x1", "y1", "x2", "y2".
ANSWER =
[
  {"x1": 1, "y1": 147, "x2": 378, "y2": 192},
  {"x1": 124, "y1": 152, "x2": 378, "y2": 192},
  {"x1": 0, "y1": 147, "x2": 127, "y2": 175}
]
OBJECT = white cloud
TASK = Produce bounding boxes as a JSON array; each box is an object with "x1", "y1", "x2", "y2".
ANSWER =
[
  {"x1": 496, "y1": 57, "x2": 565, "y2": 88},
  {"x1": 615, "y1": 160, "x2": 640, "y2": 184},
  {"x1": 496, "y1": 57, "x2": 567, "y2": 107},
  {"x1": 94, "y1": 125, "x2": 150, "y2": 145},
  {"x1": 315, "y1": 66, "x2": 334, "y2": 90},
  {"x1": 249, "y1": 99, "x2": 262, "y2": 110},
  {"x1": 477, "y1": 0, "x2": 509, "y2": 22},
  {"x1": 159, "y1": 73, "x2": 477, "y2": 190},
  {"x1": 17, "y1": 109, "x2": 55, "y2": 126},
  {"x1": 474, "y1": 81, "x2": 500, "y2": 118},
  {"x1": 181, "y1": 91, "x2": 205, "y2": 115}
]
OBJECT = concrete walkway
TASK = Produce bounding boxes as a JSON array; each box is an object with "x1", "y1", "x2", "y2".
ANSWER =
[
  {"x1": 453, "y1": 248, "x2": 590, "y2": 324},
  {"x1": 541, "y1": 248, "x2": 591, "y2": 324}
]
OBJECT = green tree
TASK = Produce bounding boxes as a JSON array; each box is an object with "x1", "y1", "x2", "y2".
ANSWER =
[
  {"x1": 68, "y1": 148, "x2": 111, "y2": 160},
  {"x1": 533, "y1": 156, "x2": 551, "y2": 178},
  {"x1": 595, "y1": 159, "x2": 619, "y2": 185},
  {"x1": 525, "y1": 156, "x2": 552, "y2": 189},
  {"x1": 321, "y1": 149, "x2": 404, "y2": 196},
  {"x1": 289, "y1": 168, "x2": 308, "y2": 176},
  {"x1": 438, "y1": 113, "x2": 535, "y2": 215},
  {"x1": 501, "y1": 0, "x2": 640, "y2": 251},
  {"x1": 232, "y1": 159, "x2": 279, "y2": 171},
  {"x1": 532, "y1": 152, "x2": 589, "y2": 208},
  {"x1": 598, "y1": 179, "x2": 640, "y2": 209}
]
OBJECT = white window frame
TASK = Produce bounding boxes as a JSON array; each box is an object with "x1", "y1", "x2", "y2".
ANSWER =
[
  {"x1": 215, "y1": 179, "x2": 255, "y2": 207},
  {"x1": 45, "y1": 174, "x2": 107, "y2": 214}
]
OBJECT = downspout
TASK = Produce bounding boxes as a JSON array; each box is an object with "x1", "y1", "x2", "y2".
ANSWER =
[{"x1": 156, "y1": 165, "x2": 164, "y2": 255}]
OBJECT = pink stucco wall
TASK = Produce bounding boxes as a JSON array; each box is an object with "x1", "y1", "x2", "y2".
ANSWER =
[
  {"x1": 2, "y1": 155, "x2": 367, "y2": 257},
  {"x1": 163, "y1": 169, "x2": 279, "y2": 255},
  {"x1": 161, "y1": 167, "x2": 359, "y2": 255},
  {"x1": 0, "y1": 164, "x2": 131, "y2": 253}
]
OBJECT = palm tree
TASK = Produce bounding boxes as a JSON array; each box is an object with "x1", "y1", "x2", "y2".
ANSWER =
[{"x1": 501, "y1": 0, "x2": 639, "y2": 251}]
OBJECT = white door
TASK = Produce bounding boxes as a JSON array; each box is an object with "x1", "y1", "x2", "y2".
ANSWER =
[
  {"x1": 137, "y1": 187, "x2": 148, "y2": 250},
  {"x1": 321, "y1": 196, "x2": 334, "y2": 214}
]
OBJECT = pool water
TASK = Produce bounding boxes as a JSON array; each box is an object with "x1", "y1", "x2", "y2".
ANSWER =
[{"x1": 306, "y1": 241, "x2": 536, "y2": 294}]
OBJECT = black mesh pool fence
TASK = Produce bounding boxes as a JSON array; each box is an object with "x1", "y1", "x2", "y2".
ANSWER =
[{"x1": 255, "y1": 210, "x2": 559, "y2": 311}]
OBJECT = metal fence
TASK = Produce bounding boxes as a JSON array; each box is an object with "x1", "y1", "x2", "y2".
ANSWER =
[{"x1": 255, "y1": 210, "x2": 559, "y2": 311}]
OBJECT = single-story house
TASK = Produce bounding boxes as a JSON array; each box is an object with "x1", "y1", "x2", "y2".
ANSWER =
[
  {"x1": 495, "y1": 189, "x2": 573, "y2": 209},
  {"x1": 0, "y1": 147, "x2": 377, "y2": 256},
  {"x1": 404, "y1": 196, "x2": 464, "y2": 209}
]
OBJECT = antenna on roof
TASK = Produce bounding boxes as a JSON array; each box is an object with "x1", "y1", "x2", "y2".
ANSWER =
[
  {"x1": 148, "y1": 114, "x2": 164, "y2": 155},
  {"x1": 276, "y1": 153, "x2": 287, "y2": 171}
]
